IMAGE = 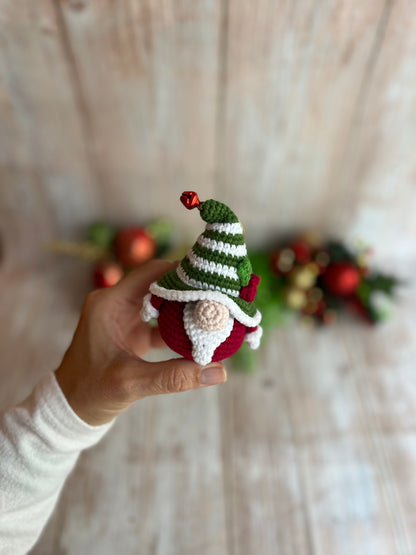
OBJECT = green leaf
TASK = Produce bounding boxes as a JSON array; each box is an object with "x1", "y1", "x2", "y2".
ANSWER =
[
  {"x1": 87, "y1": 222, "x2": 117, "y2": 250},
  {"x1": 146, "y1": 219, "x2": 173, "y2": 244},
  {"x1": 365, "y1": 273, "x2": 399, "y2": 295},
  {"x1": 326, "y1": 241, "x2": 355, "y2": 262}
]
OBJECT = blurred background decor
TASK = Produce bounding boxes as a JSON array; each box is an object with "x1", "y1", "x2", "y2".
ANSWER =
[
  {"x1": 256, "y1": 233, "x2": 399, "y2": 328},
  {"x1": 48, "y1": 218, "x2": 173, "y2": 287},
  {"x1": 233, "y1": 235, "x2": 400, "y2": 370},
  {"x1": 49, "y1": 218, "x2": 401, "y2": 373},
  {"x1": 1, "y1": 2, "x2": 416, "y2": 554}
]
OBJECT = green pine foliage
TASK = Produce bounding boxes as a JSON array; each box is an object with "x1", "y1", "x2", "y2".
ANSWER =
[
  {"x1": 87, "y1": 222, "x2": 117, "y2": 250},
  {"x1": 230, "y1": 243, "x2": 400, "y2": 372}
]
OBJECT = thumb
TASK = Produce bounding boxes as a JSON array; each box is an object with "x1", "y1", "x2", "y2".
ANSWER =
[{"x1": 129, "y1": 358, "x2": 227, "y2": 398}]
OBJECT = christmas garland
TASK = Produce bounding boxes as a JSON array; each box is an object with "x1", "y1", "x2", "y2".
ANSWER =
[
  {"x1": 50, "y1": 225, "x2": 399, "y2": 372},
  {"x1": 48, "y1": 220, "x2": 173, "y2": 287},
  {"x1": 231, "y1": 233, "x2": 399, "y2": 370},
  {"x1": 256, "y1": 233, "x2": 398, "y2": 325}
]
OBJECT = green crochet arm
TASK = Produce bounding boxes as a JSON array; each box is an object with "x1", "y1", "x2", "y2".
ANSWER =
[{"x1": 237, "y1": 258, "x2": 252, "y2": 287}]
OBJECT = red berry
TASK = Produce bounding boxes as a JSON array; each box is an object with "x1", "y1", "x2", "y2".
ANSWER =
[
  {"x1": 290, "y1": 239, "x2": 311, "y2": 264},
  {"x1": 93, "y1": 261, "x2": 124, "y2": 288}
]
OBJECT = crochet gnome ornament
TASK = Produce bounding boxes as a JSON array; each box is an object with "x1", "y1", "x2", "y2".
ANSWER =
[{"x1": 141, "y1": 192, "x2": 263, "y2": 366}]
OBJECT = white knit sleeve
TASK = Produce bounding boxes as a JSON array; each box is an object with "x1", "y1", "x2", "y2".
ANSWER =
[
  {"x1": 0, "y1": 372, "x2": 114, "y2": 555},
  {"x1": 140, "y1": 293, "x2": 159, "y2": 322}
]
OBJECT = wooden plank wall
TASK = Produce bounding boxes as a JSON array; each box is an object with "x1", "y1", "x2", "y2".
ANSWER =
[
  {"x1": 0, "y1": 0, "x2": 220, "y2": 267},
  {"x1": 1, "y1": 2, "x2": 416, "y2": 555},
  {"x1": 0, "y1": 1, "x2": 415, "y2": 268}
]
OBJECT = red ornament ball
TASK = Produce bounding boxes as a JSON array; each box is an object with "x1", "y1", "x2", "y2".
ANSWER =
[
  {"x1": 93, "y1": 260, "x2": 124, "y2": 288},
  {"x1": 321, "y1": 262, "x2": 361, "y2": 296},
  {"x1": 114, "y1": 227, "x2": 156, "y2": 267}
]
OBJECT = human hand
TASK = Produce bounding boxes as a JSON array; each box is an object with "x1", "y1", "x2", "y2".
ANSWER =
[{"x1": 55, "y1": 260, "x2": 227, "y2": 426}]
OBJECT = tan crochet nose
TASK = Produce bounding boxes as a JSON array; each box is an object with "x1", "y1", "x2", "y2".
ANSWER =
[{"x1": 194, "y1": 300, "x2": 230, "y2": 332}]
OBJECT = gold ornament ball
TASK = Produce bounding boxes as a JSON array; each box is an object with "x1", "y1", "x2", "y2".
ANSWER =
[
  {"x1": 291, "y1": 266, "x2": 317, "y2": 290},
  {"x1": 285, "y1": 287, "x2": 307, "y2": 310}
]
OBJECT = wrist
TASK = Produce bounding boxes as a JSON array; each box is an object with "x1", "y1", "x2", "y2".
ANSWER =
[{"x1": 55, "y1": 362, "x2": 123, "y2": 426}]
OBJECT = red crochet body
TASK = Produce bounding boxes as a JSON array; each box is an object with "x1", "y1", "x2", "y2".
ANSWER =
[
  {"x1": 157, "y1": 300, "x2": 246, "y2": 362},
  {"x1": 153, "y1": 274, "x2": 260, "y2": 363}
]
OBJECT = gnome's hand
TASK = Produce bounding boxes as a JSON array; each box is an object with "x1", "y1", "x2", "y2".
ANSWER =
[
  {"x1": 244, "y1": 325, "x2": 263, "y2": 350},
  {"x1": 141, "y1": 293, "x2": 163, "y2": 322}
]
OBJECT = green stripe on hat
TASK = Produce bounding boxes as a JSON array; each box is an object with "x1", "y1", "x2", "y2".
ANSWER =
[
  {"x1": 156, "y1": 267, "x2": 258, "y2": 319},
  {"x1": 180, "y1": 257, "x2": 241, "y2": 293},
  {"x1": 157, "y1": 268, "x2": 193, "y2": 292},
  {"x1": 201, "y1": 229, "x2": 245, "y2": 245},
  {"x1": 199, "y1": 199, "x2": 239, "y2": 224},
  {"x1": 191, "y1": 243, "x2": 240, "y2": 267}
]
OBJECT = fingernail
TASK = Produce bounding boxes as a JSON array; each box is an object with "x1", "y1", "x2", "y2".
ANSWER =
[{"x1": 200, "y1": 365, "x2": 227, "y2": 386}]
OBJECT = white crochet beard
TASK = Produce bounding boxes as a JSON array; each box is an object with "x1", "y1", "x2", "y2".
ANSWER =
[{"x1": 183, "y1": 302, "x2": 234, "y2": 366}]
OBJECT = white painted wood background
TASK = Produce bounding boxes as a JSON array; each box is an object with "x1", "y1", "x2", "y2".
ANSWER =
[{"x1": 0, "y1": 1, "x2": 415, "y2": 554}]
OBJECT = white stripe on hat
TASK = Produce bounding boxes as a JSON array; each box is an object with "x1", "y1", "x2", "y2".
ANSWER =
[
  {"x1": 197, "y1": 235, "x2": 247, "y2": 257},
  {"x1": 177, "y1": 264, "x2": 240, "y2": 297},
  {"x1": 187, "y1": 249, "x2": 239, "y2": 281},
  {"x1": 205, "y1": 222, "x2": 244, "y2": 235}
]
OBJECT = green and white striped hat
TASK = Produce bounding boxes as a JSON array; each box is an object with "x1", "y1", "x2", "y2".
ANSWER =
[{"x1": 149, "y1": 192, "x2": 261, "y2": 327}]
